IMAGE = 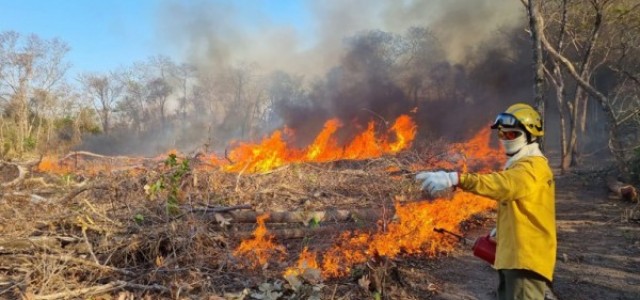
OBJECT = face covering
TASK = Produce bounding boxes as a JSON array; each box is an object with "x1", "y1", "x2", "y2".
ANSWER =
[{"x1": 500, "y1": 130, "x2": 528, "y2": 156}]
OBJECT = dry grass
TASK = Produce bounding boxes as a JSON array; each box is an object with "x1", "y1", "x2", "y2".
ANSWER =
[{"x1": 0, "y1": 141, "x2": 497, "y2": 299}]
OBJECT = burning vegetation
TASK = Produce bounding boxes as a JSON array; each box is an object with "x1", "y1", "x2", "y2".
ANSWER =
[{"x1": 1, "y1": 114, "x2": 505, "y2": 299}]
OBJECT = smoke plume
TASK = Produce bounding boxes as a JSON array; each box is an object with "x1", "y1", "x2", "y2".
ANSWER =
[{"x1": 80, "y1": 0, "x2": 530, "y2": 155}]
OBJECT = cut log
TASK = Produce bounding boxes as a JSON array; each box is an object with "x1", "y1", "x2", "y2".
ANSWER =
[
  {"x1": 224, "y1": 207, "x2": 386, "y2": 224},
  {"x1": 187, "y1": 204, "x2": 252, "y2": 213},
  {"x1": 607, "y1": 176, "x2": 638, "y2": 202},
  {"x1": 235, "y1": 222, "x2": 366, "y2": 240}
]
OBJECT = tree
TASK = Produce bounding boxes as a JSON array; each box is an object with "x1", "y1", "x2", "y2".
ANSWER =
[
  {"x1": 531, "y1": 0, "x2": 640, "y2": 178},
  {"x1": 174, "y1": 63, "x2": 197, "y2": 122},
  {"x1": 146, "y1": 77, "x2": 172, "y2": 127},
  {"x1": 265, "y1": 71, "x2": 306, "y2": 126},
  {"x1": 145, "y1": 55, "x2": 176, "y2": 128},
  {"x1": 116, "y1": 64, "x2": 150, "y2": 135},
  {"x1": 396, "y1": 27, "x2": 445, "y2": 107},
  {"x1": 0, "y1": 31, "x2": 70, "y2": 156},
  {"x1": 79, "y1": 72, "x2": 123, "y2": 135}
]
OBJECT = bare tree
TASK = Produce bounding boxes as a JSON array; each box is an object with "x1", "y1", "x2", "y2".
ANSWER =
[
  {"x1": 116, "y1": 64, "x2": 150, "y2": 134},
  {"x1": 533, "y1": 0, "x2": 640, "y2": 178},
  {"x1": 174, "y1": 63, "x2": 197, "y2": 122},
  {"x1": 79, "y1": 72, "x2": 123, "y2": 135},
  {"x1": 145, "y1": 55, "x2": 176, "y2": 128},
  {"x1": 396, "y1": 27, "x2": 445, "y2": 107},
  {"x1": 0, "y1": 31, "x2": 69, "y2": 156}
]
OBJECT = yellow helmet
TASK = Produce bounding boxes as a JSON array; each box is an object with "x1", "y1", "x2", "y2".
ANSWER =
[{"x1": 490, "y1": 103, "x2": 544, "y2": 137}]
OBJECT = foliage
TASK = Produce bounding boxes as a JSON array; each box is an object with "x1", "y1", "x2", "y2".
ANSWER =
[
  {"x1": 143, "y1": 154, "x2": 191, "y2": 215},
  {"x1": 23, "y1": 135, "x2": 37, "y2": 151}
]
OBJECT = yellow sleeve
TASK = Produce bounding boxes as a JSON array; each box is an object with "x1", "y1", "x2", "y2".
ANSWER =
[{"x1": 458, "y1": 160, "x2": 539, "y2": 202}]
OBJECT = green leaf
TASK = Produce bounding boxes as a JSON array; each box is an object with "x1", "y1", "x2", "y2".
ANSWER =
[
  {"x1": 373, "y1": 291, "x2": 382, "y2": 300},
  {"x1": 134, "y1": 213, "x2": 144, "y2": 224},
  {"x1": 309, "y1": 217, "x2": 321, "y2": 228}
]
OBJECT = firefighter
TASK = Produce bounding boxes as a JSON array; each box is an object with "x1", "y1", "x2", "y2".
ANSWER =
[{"x1": 416, "y1": 103, "x2": 556, "y2": 300}]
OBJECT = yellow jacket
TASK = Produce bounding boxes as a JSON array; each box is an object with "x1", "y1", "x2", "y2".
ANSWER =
[{"x1": 459, "y1": 156, "x2": 556, "y2": 282}]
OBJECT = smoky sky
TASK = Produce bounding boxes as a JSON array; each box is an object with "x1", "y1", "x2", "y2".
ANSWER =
[
  {"x1": 80, "y1": 0, "x2": 531, "y2": 155},
  {"x1": 157, "y1": 0, "x2": 526, "y2": 140},
  {"x1": 159, "y1": 0, "x2": 524, "y2": 75}
]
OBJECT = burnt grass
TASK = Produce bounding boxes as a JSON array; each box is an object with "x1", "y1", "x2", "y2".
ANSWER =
[{"x1": 0, "y1": 149, "x2": 639, "y2": 299}]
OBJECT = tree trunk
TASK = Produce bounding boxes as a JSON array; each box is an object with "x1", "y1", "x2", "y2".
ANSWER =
[
  {"x1": 160, "y1": 96, "x2": 167, "y2": 128},
  {"x1": 16, "y1": 80, "x2": 30, "y2": 156},
  {"x1": 102, "y1": 108, "x2": 110, "y2": 135},
  {"x1": 0, "y1": 118, "x2": 4, "y2": 158},
  {"x1": 568, "y1": 95, "x2": 580, "y2": 167},
  {"x1": 528, "y1": 0, "x2": 546, "y2": 148}
]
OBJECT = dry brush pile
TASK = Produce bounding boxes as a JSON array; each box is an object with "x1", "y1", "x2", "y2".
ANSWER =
[{"x1": 0, "y1": 142, "x2": 497, "y2": 300}]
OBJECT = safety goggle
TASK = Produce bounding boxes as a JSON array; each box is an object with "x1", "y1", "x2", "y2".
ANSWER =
[
  {"x1": 490, "y1": 113, "x2": 519, "y2": 129},
  {"x1": 498, "y1": 130, "x2": 523, "y2": 140}
]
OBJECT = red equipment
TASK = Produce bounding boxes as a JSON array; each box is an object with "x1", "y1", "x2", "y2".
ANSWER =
[
  {"x1": 472, "y1": 233, "x2": 496, "y2": 265},
  {"x1": 433, "y1": 228, "x2": 496, "y2": 265}
]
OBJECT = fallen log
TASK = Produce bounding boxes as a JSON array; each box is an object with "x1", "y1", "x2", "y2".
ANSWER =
[
  {"x1": 224, "y1": 207, "x2": 387, "y2": 224},
  {"x1": 33, "y1": 280, "x2": 170, "y2": 300},
  {"x1": 236, "y1": 222, "x2": 366, "y2": 240},
  {"x1": 607, "y1": 176, "x2": 638, "y2": 202},
  {"x1": 0, "y1": 162, "x2": 26, "y2": 187},
  {"x1": 0, "y1": 236, "x2": 61, "y2": 253},
  {"x1": 4, "y1": 253, "x2": 135, "y2": 276},
  {"x1": 187, "y1": 204, "x2": 253, "y2": 213}
]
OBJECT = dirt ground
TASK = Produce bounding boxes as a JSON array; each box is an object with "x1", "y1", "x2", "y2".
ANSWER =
[{"x1": 415, "y1": 165, "x2": 640, "y2": 300}]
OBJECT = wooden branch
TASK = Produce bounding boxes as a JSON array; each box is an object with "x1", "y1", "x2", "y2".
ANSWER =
[
  {"x1": 34, "y1": 282, "x2": 123, "y2": 300},
  {"x1": 61, "y1": 151, "x2": 153, "y2": 162},
  {"x1": 0, "y1": 237, "x2": 61, "y2": 253},
  {"x1": 62, "y1": 151, "x2": 111, "y2": 161},
  {"x1": 538, "y1": 15, "x2": 611, "y2": 113},
  {"x1": 615, "y1": 107, "x2": 640, "y2": 127},
  {"x1": 33, "y1": 280, "x2": 170, "y2": 300},
  {"x1": 81, "y1": 227, "x2": 100, "y2": 265},
  {"x1": 60, "y1": 183, "x2": 110, "y2": 203}
]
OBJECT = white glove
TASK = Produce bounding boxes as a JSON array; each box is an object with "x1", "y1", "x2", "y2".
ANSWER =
[{"x1": 415, "y1": 171, "x2": 459, "y2": 195}]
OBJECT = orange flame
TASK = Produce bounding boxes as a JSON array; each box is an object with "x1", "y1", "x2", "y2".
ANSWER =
[
  {"x1": 36, "y1": 115, "x2": 418, "y2": 176},
  {"x1": 223, "y1": 115, "x2": 417, "y2": 173},
  {"x1": 37, "y1": 156, "x2": 73, "y2": 175},
  {"x1": 277, "y1": 126, "x2": 501, "y2": 279},
  {"x1": 305, "y1": 118, "x2": 342, "y2": 161},
  {"x1": 319, "y1": 192, "x2": 495, "y2": 278},
  {"x1": 451, "y1": 126, "x2": 504, "y2": 173},
  {"x1": 283, "y1": 247, "x2": 320, "y2": 277},
  {"x1": 35, "y1": 113, "x2": 503, "y2": 281},
  {"x1": 233, "y1": 214, "x2": 287, "y2": 268}
]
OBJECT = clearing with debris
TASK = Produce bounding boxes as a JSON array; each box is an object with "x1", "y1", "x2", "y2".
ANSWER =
[{"x1": 1, "y1": 130, "x2": 638, "y2": 300}]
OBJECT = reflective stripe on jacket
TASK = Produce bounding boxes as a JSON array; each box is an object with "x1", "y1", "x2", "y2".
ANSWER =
[{"x1": 459, "y1": 156, "x2": 556, "y2": 282}]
